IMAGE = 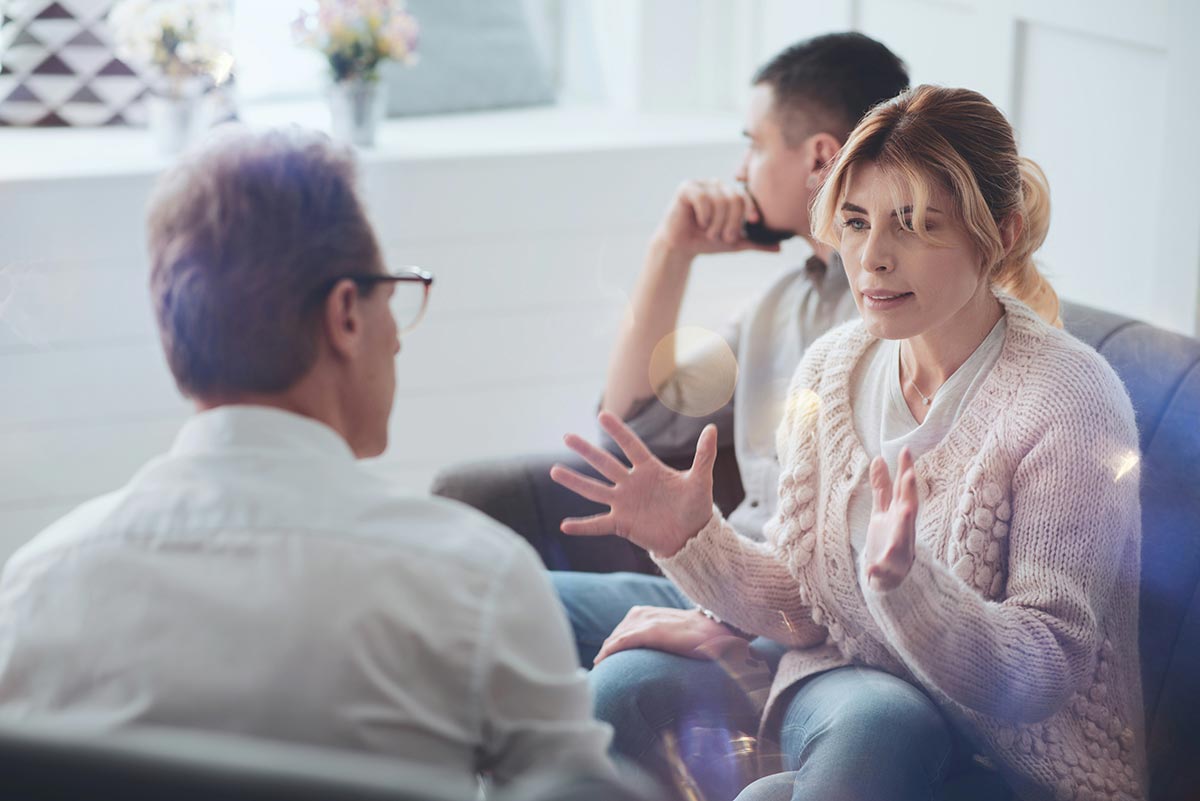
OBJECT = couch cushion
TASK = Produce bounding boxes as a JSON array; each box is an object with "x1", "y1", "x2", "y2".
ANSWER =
[{"x1": 1061, "y1": 301, "x2": 1200, "y2": 801}]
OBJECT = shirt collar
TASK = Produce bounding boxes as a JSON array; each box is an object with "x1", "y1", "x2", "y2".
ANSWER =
[
  {"x1": 170, "y1": 405, "x2": 357, "y2": 463},
  {"x1": 805, "y1": 250, "x2": 850, "y2": 301}
]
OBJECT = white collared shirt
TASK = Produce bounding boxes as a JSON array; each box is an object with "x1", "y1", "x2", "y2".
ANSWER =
[{"x1": 0, "y1": 406, "x2": 612, "y2": 790}]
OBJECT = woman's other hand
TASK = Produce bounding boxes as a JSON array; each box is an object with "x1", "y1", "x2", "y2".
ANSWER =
[
  {"x1": 550, "y1": 411, "x2": 718, "y2": 558},
  {"x1": 864, "y1": 446, "x2": 919, "y2": 591},
  {"x1": 593, "y1": 606, "x2": 744, "y2": 666}
]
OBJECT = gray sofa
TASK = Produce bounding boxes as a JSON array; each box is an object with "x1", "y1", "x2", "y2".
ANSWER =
[
  {"x1": 0, "y1": 718, "x2": 653, "y2": 801},
  {"x1": 432, "y1": 300, "x2": 1200, "y2": 801}
]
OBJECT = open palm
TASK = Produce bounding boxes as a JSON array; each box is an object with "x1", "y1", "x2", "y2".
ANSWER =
[
  {"x1": 549, "y1": 412, "x2": 718, "y2": 558},
  {"x1": 863, "y1": 447, "x2": 919, "y2": 592}
]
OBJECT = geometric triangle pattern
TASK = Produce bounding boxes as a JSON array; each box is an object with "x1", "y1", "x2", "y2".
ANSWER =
[
  {"x1": 0, "y1": 0, "x2": 153, "y2": 127},
  {"x1": 0, "y1": 0, "x2": 237, "y2": 133},
  {"x1": 0, "y1": 0, "x2": 236, "y2": 128}
]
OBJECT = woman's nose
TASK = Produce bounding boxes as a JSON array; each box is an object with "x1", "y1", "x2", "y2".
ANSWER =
[{"x1": 860, "y1": 229, "x2": 895, "y2": 273}]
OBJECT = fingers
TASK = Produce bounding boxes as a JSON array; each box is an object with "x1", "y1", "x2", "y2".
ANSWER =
[
  {"x1": 563, "y1": 432, "x2": 629, "y2": 484},
  {"x1": 721, "y1": 188, "x2": 745, "y2": 244},
  {"x1": 898, "y1": 463, "x2": 919, "y2": 522},
  {"x1": 598, "y1": 411, "x2": 655, "y2": 466},
  {"x1": 593, "y1": 629, "x2": 642, "y2": 665},
  {"x1": 706, "y1": 189, "x2": 730, "y2": 242},
  {"x1": 691, "y1": 424, "x2": 719, "y2": 476},
  {"x1": 687, "y1": 187, "x2": 714, "y2": 231},
  {"x1": 867, "y1": 450, "x2": 919, "y2": 593},
  {"x1": 593, "y1": 607, "x2": 651, "y2": 664},
  {"x1": 549, "y1": 464, "x2": 613, "y2": 505},
  {"x1": 682, "y1": 181, "x2": 751, "y2": 245},
  {"x1": 870, "y1": 456, "x2": 892, "y2": 512},
  {"x1": 559, "y1": 511, "x2": 615, "y2": 538},
  {"x1": 894, "y1": 446, "x2": 914, "y2": 500},
  {"x1": 739, "y1": 185, "x2": 760, "y2": 223},
  {"x1": 894, "y1": 448, "x2": 919, "y2": 522}
]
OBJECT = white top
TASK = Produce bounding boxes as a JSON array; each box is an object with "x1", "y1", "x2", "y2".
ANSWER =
[
  {"x1": 847, "y1": 317, "x2": 1008, "y2": 551},
  {"x1": 0, "y1": 406, "x2": 612, "y2": 791},
  {"x1": 619, "y1": 253, "x2": 858, "y2": 539}
]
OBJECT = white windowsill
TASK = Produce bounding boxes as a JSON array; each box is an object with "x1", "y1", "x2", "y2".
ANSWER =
[{"x1": 0, "y1": 100, "x2": 743, "y2": 183}]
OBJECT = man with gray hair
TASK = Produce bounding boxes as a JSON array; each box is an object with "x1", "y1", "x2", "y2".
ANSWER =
[{"x1": 0, "y1": 126, "x2": 613, "y2": 792}]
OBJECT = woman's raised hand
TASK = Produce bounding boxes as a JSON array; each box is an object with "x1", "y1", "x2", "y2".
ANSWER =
[
  {"x1": 549, "y1": 411, "x2": 718, "y2": 558},
  {"x1": 864, "y1": 446, "x2": 919, "y2": 592}
]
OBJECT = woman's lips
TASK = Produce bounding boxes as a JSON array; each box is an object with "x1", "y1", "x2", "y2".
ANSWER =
[{"x1": 861, "y1": 290, "x2": 914, "y2": 311}]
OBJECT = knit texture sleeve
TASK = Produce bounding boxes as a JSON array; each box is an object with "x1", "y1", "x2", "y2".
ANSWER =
[
  {"x1": 655, "y1": 510, "x2": 827, "y2": 647},
  {"x1": 652, "y1": 326, "x2": 852, "y2": 647},
  {"x1": 861, "y1": 355, "x2": 1141, "y2": 724}
]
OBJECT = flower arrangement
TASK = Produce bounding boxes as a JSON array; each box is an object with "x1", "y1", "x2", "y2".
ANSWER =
[
  {"x1": 293, "y1": 0, "x2": 419, "y2": 84},
  {"x1": 107, "y1": 0, "x2": 234, "y2": 97}
]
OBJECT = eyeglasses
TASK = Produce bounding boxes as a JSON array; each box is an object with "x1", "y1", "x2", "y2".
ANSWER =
[{"x1": 319, "y1": 267, "x2": 434, "y2": 334}]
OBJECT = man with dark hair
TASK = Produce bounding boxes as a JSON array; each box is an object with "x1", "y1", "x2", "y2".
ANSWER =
[
  {"x1": 0, "y1": 127, "x2": 613, "y2": 791},
  {"x1": 551, "y1": 33, "x2": 908, "y2": 797}
]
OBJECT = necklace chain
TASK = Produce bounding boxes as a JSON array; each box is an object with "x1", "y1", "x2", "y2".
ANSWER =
[
  {"x1": 910, "y1": 379, "x2": 934, "y2": 406},
  {"x1": 901, "y1": 349, "x2": 936, "y2": 407}
]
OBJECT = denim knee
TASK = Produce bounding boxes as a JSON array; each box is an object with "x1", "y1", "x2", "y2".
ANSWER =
[
  {"x1": 551, "y1": 571, "x2": 691, "y2": 668},
  {"x1": 594, "y1": 647, "x2": 762, "y2": 800},
  {"x1": 771, "y1": 668, "x2": 954, "y2": 799}
]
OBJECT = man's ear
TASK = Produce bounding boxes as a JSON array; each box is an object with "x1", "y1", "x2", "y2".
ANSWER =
[
  {"x1": 322, "y1": 280, "x2": 362, "y2": 360},
  {"x1": 806, "y1": 132, "x2": 842, "y2": 187}
]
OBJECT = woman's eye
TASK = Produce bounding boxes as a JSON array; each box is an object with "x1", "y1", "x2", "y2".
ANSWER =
[{"x1": 841, "y1": 218, "x2": 867, "y2": 232}]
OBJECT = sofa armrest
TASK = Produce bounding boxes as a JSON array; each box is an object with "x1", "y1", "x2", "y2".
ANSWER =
[
  {"x1": 431, "y1": 445, "x2": 744, "y2": 574},
  {"x1": 430, "y1": 452, "x2": 656, "y2": 573}
]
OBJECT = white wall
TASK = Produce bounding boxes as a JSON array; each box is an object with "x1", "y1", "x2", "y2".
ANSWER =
[
  {"x1": 593, "y1": 0, "x2": 1200, "y2": 335},
  {"x1": 1, "y1": 0, "x2": 1197, "y2": 564},
  {"x1": 0, "y1": 112, "x2": 789, "y2": 562}
]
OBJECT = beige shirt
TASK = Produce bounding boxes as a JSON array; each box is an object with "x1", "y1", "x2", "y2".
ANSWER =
[
  {"x1": 616, "y1": 253, "x2": 858, "y2": 539},
  {"x1": 0, "y1": 407, "x2": 613, "y2": 791}
]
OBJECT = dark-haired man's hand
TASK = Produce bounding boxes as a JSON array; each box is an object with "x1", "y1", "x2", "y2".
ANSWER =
[{"x1": 653, "y1": 179, "x2": 783, "y2": 257}]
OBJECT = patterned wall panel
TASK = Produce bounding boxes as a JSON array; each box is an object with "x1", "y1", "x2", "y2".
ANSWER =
[{"x1": 0, "y1": 0, "x2": 149, "y2": 126}]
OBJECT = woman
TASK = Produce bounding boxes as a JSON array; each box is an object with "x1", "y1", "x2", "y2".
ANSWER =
[{"x1": 551, "y1": 85, "x2": 1144, "y2": 801}]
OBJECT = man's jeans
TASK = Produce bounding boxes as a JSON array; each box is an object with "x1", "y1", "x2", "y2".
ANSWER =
[{"x1": 552, "y1": 571, "x2": 1011, "y2": 801}]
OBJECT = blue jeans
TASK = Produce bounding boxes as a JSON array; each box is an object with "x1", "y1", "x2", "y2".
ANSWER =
[
  {"x1": 552, "y1": 571, "x2": 1011, "y2": 801},
  {"x1": 553, "y1": 571, "x2": 771, "y2": 799},
  {"x1": 737, "y1": 666, "x2": 953, "y2": 801},
  {"x1": 551, "y1": 571, "x2": 693, "y2": 668}
]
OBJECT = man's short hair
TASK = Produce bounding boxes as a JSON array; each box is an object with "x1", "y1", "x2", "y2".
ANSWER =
[
  {"x1": 753, "y1": 32, "x2": 909, "y2": 144},
  {"x1": 147, "y1": 127, "x2": 382, "y2": 399}
]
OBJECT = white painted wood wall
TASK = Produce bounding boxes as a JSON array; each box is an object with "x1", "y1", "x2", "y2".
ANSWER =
[
  {"x1": 0, "y1": 114, "x2": 786, "y2": 563},
  {"x1": 2, "y1": 0, "x2": 1197, "y2": 564},
  {"x1": 614, "y1": 0, "x2": 1199, "y2": 336}
]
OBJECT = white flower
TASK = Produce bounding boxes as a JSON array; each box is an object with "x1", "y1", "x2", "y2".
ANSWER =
[{"x1": 105, "y1": 0, "x2": 233, "y2": 84}]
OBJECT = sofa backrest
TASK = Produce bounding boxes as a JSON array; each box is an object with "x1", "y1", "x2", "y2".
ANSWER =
[
  {"x1": 0, "y1": 720, "x2": 469, "y2": 801},
  {"x1": 1060, "y1": 302, "x2": 1200, "y2": 801}
]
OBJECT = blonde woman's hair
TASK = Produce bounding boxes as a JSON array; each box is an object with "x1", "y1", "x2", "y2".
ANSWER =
[{"x1": 810, "y1": 84, "x2": 1061, "y2": 326}]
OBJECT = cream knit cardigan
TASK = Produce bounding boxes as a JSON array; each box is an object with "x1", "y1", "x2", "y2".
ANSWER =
[{"x1": 656, "y1": 294, "x2": 1145, "y2": 801}]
